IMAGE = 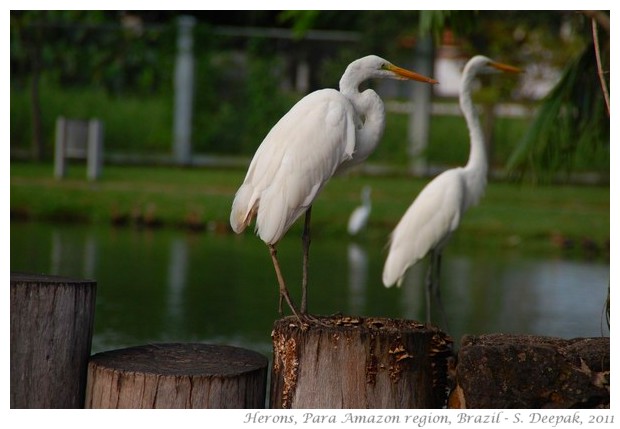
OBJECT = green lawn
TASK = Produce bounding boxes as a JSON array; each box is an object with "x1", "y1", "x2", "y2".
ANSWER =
[{"x1": 10, "y1": 162, "x2": 609, "y2": 261}]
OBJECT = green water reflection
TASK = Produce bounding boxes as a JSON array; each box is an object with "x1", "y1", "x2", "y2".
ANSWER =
[{"x1": 10, "y1": 222, "x2": 609, "y2": 356}]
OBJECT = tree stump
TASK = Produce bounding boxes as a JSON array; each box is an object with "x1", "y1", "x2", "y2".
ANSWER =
[
  {"x1": 448, "y1": 334, "x2": 610, "y2": 408},
  {"x1": 10, "y1": 273, "x2": 97, "y2": 408},
  {"x1": 85, "y1": 343, "x2": 268, "y2": 408},
  {"x1": 270, "y1": 315, "x2": 453, "y2": 408}
]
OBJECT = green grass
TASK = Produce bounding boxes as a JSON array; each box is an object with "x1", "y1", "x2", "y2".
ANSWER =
[
  {"x1": 9, "y1": 81, "x2": 536, "y2": 169},
  {"x1": 10, "y1": 162, "x2": 609, "y2": 260},
  {"x1": 330, "y1": 111, "x2": 532, "y2": 169},
  {"x1": 11, "y1": 80, "x2": 609, "y2": 179},
  {"x1": 10, "y1": 82, "x2": 172, "y2": 155}
]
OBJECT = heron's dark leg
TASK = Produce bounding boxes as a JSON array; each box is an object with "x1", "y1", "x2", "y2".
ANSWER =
[
  {"x1": 301, "y1": 206, "x2": 312, "y2": 314},
  {"x1": 268, "y1": 244, "x2": 302, "y2": 323},
  {"x1": 429, "y1": 249, "x2": 449, "y2": 330},
  {"x1": 425, "y1": 259, "x2": 433, "y2": 325}
]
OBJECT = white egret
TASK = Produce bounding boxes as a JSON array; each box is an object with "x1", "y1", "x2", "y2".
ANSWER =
[
  {"x1": 382, "y1": 55, "x2": 521, "y2": 325},
  {"x1": 230, "y1": 55, "x2": 437, "y2": 321},
  {"x1": 347, "y1": 186, "x2": 372, "y2": 236}
]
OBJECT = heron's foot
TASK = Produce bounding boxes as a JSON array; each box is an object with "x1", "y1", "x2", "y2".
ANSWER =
[
  {"x1": 284, "y1": 312, "x2": 330, "y2": 330},
  {"x1": 300, "y1": 312, "x2": 332, "y2": 328}
]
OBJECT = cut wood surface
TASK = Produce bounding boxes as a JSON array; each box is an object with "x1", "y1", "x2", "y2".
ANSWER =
[
  {"x1": 270, "y1": 315, "x2": 453, "y2": 409},
  {"x1": 10, "y1": 273, "x2": 97, "y2": 408},
  {"x1": 86, "y1": 343, "x2": 268, "y2": 408},
  {"x1": 449, "y1": 334, "x2": 610, "y2": 409}
]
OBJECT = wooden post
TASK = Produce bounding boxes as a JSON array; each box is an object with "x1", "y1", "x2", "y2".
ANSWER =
[
  {"x1": 10, "y1": 273, "x2": 97, "y2": 408},
  {"x1": 270, "y1": 316, "x2": 453, "y2": 408},
  {"x1": 448, "y1": 334, "x2": 610, "y2": 408},
  {"x1": 85, "y1": 343, "x2": 268, "y2": 408}
]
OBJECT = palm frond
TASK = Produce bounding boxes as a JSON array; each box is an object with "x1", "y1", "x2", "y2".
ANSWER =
[{"x1": 507, "y1": 41, "x2": 610, "y2": 181}]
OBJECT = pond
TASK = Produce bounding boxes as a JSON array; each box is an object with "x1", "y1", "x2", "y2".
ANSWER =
[{"x1": 10, "y1": 221, "x2": 610, "y2": 357}]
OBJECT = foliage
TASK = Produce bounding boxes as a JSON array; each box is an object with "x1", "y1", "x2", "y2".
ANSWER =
[
  {"x1": 13, "y1": 79, "x2": 550, "y2": 170},
  {"x1": 507, "y1": 40, "x2": 610, "y2": 179},
  {"x1": 418, "y1": 11, "x2": 479, "y2": 42},
  {"x1": 278, "y1": 11, "x2": 322, "y2": 38},
  {"x1": 191, "y1": 34, "x2": 295, "y2": 155},
  {"x1": 11, "y1": 11, "x2": 174, "y2": 96},
  {"x1": 10, "y1": 79, "x2": 172, "y2": 154},
  {"x1": 9, "y1": 10, "x2": 610, "y2": 176},
  {"x1": 417, "y1": 10, "x2": 608, "y2": 179}
]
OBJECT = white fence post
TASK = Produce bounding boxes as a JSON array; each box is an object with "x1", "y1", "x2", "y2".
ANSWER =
[
  {"x1": 408, "y1": 36, "x2": 434, "y2": 176},
  {"x1": 54, "y1": 117, "x2": 67, "y2": 179},
  {"x1": 54, "y1": 117, "x2": 104, "y2": 180},
  {"x1": 87, "y1": 119, "x2": 104, "y2": 181},
  {"x1": 173, "y1": 15, "x2": 196, "y2": 166}
]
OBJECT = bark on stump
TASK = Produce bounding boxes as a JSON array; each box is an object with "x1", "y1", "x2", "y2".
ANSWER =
[
  {"x1": 270, "y1": 315, "x2": 453, "y2": 408},
  {"x1": 10, "y1": 273, "x2": 97, "y2": 408},
  {"x1": 85, "y1": 343, "x2": 268, "y2": 408},
  {"x1": 448, "y1": 334, "x2": 610, "y2": 409}
]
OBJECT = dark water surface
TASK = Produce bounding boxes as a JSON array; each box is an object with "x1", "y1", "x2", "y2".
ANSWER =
[{"x1": 11, "y1": 222, "x2": 610, "y2": 356}]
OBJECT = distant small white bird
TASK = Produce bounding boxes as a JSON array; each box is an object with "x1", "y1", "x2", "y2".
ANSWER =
[
  {"x1": 382, "y1": 55, "x2": 521, "y2": 325},
  {"x1": 347, "y1": 186, "x2": 372, "y2": 236},
  {"x1": 230, "y1": 55, "x2": 437, "y2": 321}
]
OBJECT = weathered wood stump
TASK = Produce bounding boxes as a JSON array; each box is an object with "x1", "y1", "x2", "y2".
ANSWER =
[
  {"x1": 449, "y1": 334, "x2": 610, "y2": 408},
  {"x1": 10, "y1": 273, "x2": 97, "y2": 408},
  {"x1": 85, "y1": 343, "x2": 268, "y2": 408},
  {"x1": 270, "y1": 315, "x2": 453, "y2": 408}
]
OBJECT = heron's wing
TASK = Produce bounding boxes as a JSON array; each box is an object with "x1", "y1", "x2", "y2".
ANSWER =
[
  {"x1": 231, "y1": 89, "x2": 356, "y2": 244},
  {"x1": 382, "y1": 169, "x2": 465, "y2": 287}
]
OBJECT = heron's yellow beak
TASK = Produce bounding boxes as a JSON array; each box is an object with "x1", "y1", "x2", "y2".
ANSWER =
[
  {"x1": 489, "y1": 61, "x2": 522, "y2": 74},
  {"x1": 387, "y1": 64, "x2": 439, "y2": 84}
]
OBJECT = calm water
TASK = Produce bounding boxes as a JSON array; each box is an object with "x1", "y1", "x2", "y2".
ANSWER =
[{"x1": 10, "y1": 221, "x2": 610, "y2": 356}]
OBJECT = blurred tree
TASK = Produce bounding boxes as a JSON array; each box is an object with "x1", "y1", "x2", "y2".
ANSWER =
[
  {"x1": 506, "y1": 11, "x2": 609, "y2": 180},
  {"x1": 11, "y1": 10, "x2": 609, "y2": 172},
  {"x1": 419, "y1": 10, "x2": 608, "y2": 179},
  {"x1": 507, "y1": 38, "x2": 610, "y2": 178},
  {"x1": 10, "y1": 11, "x2": 171, "y2": 160}
]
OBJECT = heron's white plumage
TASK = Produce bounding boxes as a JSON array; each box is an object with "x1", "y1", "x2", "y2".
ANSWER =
[
  {"x1": 230, "y1": 89, "x2": 356, "y2": 244},
  {"x1": 382, "y1": 169, "x2": 465, "y2": 287},
  {"x1": 382, "y1": 55, "x2": 520, "y2": 289},
  {"x1": 231, "y1": 55, "x2": 437, "y2": 247}
]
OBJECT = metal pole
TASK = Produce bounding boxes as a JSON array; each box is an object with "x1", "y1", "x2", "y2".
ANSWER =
[
  {"x1": 173, "y1": 16, "x2": 196, "y2": 166},
  {"x1": 408, "y1": 36, "x2": 434, "y2": 176}
]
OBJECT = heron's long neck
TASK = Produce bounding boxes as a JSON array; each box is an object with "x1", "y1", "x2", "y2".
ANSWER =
[
  {"x1": 340, "y1": 84, "x2": 386, "y2": 165},
  {"x1": 362, "y1": 191, "x2": 372, "y2": 209},
  {"x1": 459, "y1": 73, "x2": 488, "y2": 205}
]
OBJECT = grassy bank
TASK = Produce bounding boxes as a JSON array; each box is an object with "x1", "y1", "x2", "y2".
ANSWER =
[{"x1": 10, "y1": 162, "x2": 609, "y2": 261}]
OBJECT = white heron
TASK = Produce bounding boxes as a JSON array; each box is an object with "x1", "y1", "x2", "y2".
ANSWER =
[
  {"x1": 230, "y1": 55, "x2": 438, "y2": 321},
  {"x1": 382, "y1": 55, "x2": 521, "y2": 325},
  {"x1": 347, "y1": 186, "x2": 372, "y2": 236}
]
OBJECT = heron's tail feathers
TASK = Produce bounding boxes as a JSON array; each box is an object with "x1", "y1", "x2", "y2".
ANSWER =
[
  {"x1": 230, "y1": 184, "x2": 257, "y2": 234},
  {"x1": 382, "y1": 248, "x2": 418, "y2": 288},
  {"x1": 256, "y1": 186, "x2": 289, "y2": 245},
  {"x1": 382, "y1": 259, "x2": 404, "y2": 288}
]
